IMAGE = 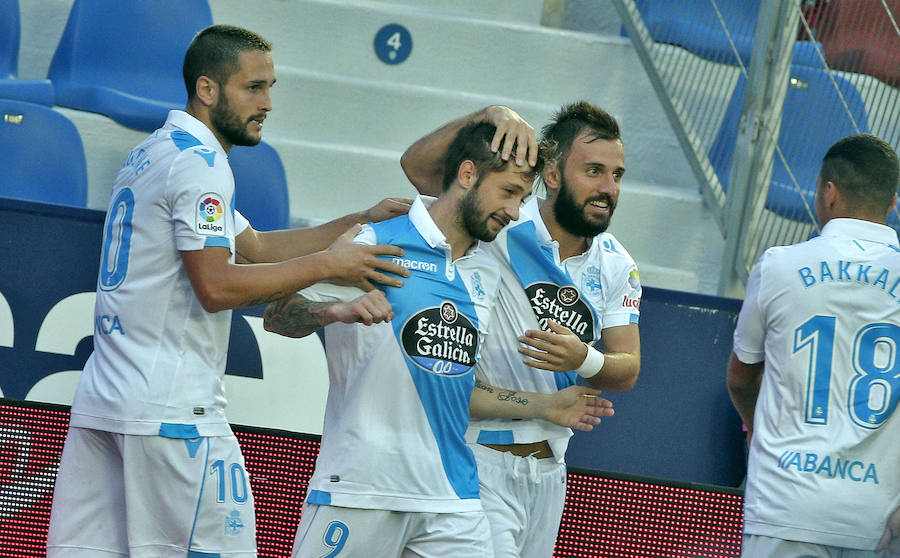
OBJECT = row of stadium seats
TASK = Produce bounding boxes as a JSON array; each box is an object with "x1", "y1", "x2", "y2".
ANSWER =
[
  {"x1": 0, "y1": 0, "x2": 289, "y2": 230},
  {"x1": 2, "y1": 0, "x2": 207, "y2": 130},
  {"x1": 625, "y1": 0, "x2": 900, "y2": 229},
  {"x1": 0, "y1": 99, "x2": 290, "y2": 230},
  {"x1": 628, "y1": 0, "x2": 900, "y2": 87}
]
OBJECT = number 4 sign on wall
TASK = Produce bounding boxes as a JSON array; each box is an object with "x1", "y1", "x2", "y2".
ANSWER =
[{"x1": 374, "y1": 23, "x2": 412, "y2": 65}]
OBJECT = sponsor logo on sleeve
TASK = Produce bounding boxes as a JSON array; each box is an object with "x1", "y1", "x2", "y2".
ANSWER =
[
  {"x1": 401, "y1": 301, "x2": 478, "y2": 377},
  {"x1": 196, "y1": 193, "x2": 226, "y2": 236}
]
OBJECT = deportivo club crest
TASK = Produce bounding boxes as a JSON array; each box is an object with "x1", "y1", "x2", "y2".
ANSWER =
[
  {"x1": 525, "y1": 282, "x2": 595, "y2": 342},
  {"x1": 401, "y1": 301, "x2": 478, "y2": 377},
  {"x1": 225, "y1": 510, "x2": 244, "y2": 536}
]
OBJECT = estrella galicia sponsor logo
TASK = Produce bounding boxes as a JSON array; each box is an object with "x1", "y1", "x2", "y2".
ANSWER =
[
  {"x1": 526, "y1": 282, "x2": 594, "y2": 342},
  {"x1": 196, "y1": 192, "x2": 226, "y2": 236},
  {"x1": 777, "y1": 450, "x2": 879, "y2": 484},
  {"x1": 225, "y1": 509, "x2": 244, "y2": 535},
  {"x1": 401, "y1": 301, "x2": 478, "y2": 376},
  {"x1": 391, "y1": 257, "x2": 437, "y2": 273}
]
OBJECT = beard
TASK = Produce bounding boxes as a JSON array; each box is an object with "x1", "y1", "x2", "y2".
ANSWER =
[
  {"x1": 459, "y1": 184, "x2": 504, "y2": 242},
  {"x1": 553, "y1": 174, "x2": 615, "y2": 237},
  {"x1": 210, "y1": 92, "x2": 260, "y2": 148}
]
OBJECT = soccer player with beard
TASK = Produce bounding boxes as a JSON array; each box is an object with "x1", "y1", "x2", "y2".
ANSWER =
[
  {"x1": 46, "y1": 25, "x2": 412, "y2": 558},
  {"x1": 263, "y1": 122, "x2": 613, "y2": 558},
  {"x1": 401, "y1": 102, "x2": 642, "y2": 558}
]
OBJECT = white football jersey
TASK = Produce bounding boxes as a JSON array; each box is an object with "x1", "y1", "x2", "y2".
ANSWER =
[
  {"x1": 301, "y1": 197, "x2": 500, "y2": 512},
  {"x1": 734, "y1": 218, "x2": 900, "y2": 550},
  {"x1": 465, "y1": 197, "x2": 642, "y2": 461},
  {"x1": 70, "y1": 111, "x2": 249, "y2": 438}
]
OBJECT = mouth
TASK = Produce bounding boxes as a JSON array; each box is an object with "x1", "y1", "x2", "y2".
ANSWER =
[
  {"x1": 490, "y1": 214, "x2": 510, "y2": 229},
  {"x1": 587, "y1": 196, "x2": 613, "y2": 215},
  {"x1": 249, "y1": 115, "x2": 266, "y2": 131}
]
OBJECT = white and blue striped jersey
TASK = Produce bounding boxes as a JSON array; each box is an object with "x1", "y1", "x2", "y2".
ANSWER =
[
  {"x1": 466, "y1": 197, "x2": 641, "y2": 461},
  {"x1": 300, "y1": 196, "x2": 500, "y2": 512},
  {"x1": 734, "y1": 218, "x2": 900, "y2": 550},
  {"x1": 70, "y1": 110, "x2": 249, "y2": 438}
]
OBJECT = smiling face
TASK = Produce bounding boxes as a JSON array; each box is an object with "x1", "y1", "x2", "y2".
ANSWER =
[
  {"x1": 459, "y1": 163, "x2": 534, "y2": 242},
  {"x1": 209, "y1": 49, "x2": 275, "y2": 150},
  {"x1": 549, "y1": 133, "x2": 625, "y2": 237}
]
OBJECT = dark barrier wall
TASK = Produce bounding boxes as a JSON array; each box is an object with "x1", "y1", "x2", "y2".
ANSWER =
[
  {"x1": 0, "y1": 398, "x2": 744, "y2": 557},
  {"x1": 0, "y1": 197, "x2": 747, "y2": 486}
]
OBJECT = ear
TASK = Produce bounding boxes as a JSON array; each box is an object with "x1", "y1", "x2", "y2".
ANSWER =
[
  {"x1": 823, "y1": 180, "x2": 839, "y2": 208},
  {"x1": 457, "y1": 160, "x2": 477, "y2": 191},
  {"x1": 542, "y1": 162, "x2": 561, "y2": 196},
  {"x1": 195, "y1": 75, "x2": 219, "y2": 107},
  {"x1": 887, "y1": 193, "x2": 899, "y2": 219}
]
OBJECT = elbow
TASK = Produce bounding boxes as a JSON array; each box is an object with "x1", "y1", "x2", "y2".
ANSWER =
[
  {"x1": 193, "y1": 285, "x2": 233, "y2": 314},
  {"x1": 617, "y1": 367, "x2": 640, "y2": 391}
]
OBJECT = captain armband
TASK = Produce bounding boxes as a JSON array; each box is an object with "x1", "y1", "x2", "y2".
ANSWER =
[{"x1": 575, "y1": 344, "x2": 605, "y2": 379}]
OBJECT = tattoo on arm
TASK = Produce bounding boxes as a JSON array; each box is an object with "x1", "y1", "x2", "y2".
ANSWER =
[
  {"x1": 475, "y1": 380, "x2": 495, "y2": 394},
  {"x1": 497, "y1": 390, "x2": 528, "y2": 406},
  {"x1": 263, "y1": 295, "x2": 334, "y2": 337},
  {"x1": 475, "y1": 380, "x2": 528, "y2": 406},
  {"x1": 239, "y1": 289, "x2": 294, "y2": 309}
]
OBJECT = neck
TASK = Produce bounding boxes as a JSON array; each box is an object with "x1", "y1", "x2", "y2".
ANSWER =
[
  {"x1": 185, "y1": 102, "x2": 232, "y2": 152},
  {"x1": 429, "y1": 195, "x2": 476, "y2": 261},
  {"x1": 538, "y1": 198, "x2": 588, "y2": 260}
]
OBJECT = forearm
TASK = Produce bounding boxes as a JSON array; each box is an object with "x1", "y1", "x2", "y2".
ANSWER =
[
  {"x1": 584, "y1": 348, "x2": 640, "y2": 391},
  {"x1": 470, "y1": 379, "x2": 546, "y2": 420},
  {"x1": 189, "y1": 251, "x2": 336, "y2": 312},
  {"x1": 263, "y1": 294, "x2": 339, "y2": 338},
  {"x1": 401, "y1": 107, "x2": 492, "y2": 195},
  {"x1": 245, "y1": 214, "x2": 370, "y2": 262}
]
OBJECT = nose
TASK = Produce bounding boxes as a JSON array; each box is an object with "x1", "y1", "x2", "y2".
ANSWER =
[
  {"x1": 260, "y1": 87, "x2": 272, "y2": 112},
  {"x1": 504, "y1": 201, "x2": 520, "y2": 222}
]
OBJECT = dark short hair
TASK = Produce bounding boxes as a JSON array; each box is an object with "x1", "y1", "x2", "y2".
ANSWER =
[
  {"x1": 183, "y1": 25, "x2": 272, "y2": 100},
  {"x1": 821, "y1": 133, "x2": 899, "y2": 214},
  {"x1": 539, "y1": 101, "x2": 621, "y2": 173},
  {"x1": 441, "y1": 122, "x2": 544, "y2": 191}
]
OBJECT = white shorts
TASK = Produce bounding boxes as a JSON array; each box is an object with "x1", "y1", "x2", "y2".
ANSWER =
[
  {"x1": 46, "y1": 427, "x2": 256, "y2": 558},
  {"x1": 742, "y1": 534, "x2": 882, "y2": 558},
  {"x1": 470, "y1": 443, "x2": 567, "y2": 558},
  {"x1": 292, "y1": 501, "x2": 494, "y2": 558}
]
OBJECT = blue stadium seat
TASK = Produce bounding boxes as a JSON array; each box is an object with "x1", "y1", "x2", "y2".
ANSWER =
[
  {"x1": 0, "y1": 0, "x2": 54, "y2": 105},
  {"x1": 626, "y1": 0, "x2": 821, "y2": 68},
  {"x1": 229, "y1": 141, "x2": 290, "y2": 231},
  {"x1": 709, "y1": 64, "x2": 869, "y2": 222},
  {"x1": 47, "y1": 0, "x2": 212, "y2": 132},
  {"x1": 0, "y1": 99, "x2": 87, "y2": 207}
]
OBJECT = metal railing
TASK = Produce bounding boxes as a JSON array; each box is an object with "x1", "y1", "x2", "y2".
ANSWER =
[{"x1": 613, "y1": 0, "x2": 900, "y2": 295}]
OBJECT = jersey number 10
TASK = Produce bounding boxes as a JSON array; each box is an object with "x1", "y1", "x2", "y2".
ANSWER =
[{"x1": 794, "y1": 315, "x2": 900, "y2": 429}]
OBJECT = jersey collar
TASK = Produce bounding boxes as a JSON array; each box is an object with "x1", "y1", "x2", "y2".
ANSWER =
[
  {"x1": 164, "y1": 110, "x2": 228, "y2": 160},
  {"x1": 412, "y1": 195, "x2": 482, "y2": 257},
  {"x1": 820, "y1": 218, "x2": 899, "y2": 246}
]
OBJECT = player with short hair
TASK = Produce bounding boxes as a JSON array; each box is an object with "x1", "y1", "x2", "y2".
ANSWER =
[
  {"x1": 401, "y1": 102, "x2": 642, "y2": 557},
  {"x1": 46, "y1": 24, "x2": 411, "y2": 557},
  {"x1": 728, "y1": 133, "x2": 900, "y2": 557},
  {"x1": 263, "y1": 121, "x2": 613, "y2": 558}
]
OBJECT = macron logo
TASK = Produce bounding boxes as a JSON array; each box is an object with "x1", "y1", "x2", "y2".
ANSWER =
[{"x1": 392, "y1": 257, "x2": 437, "y2": 273}]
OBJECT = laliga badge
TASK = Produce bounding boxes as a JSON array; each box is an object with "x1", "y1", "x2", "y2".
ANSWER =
[{"x1": 196, "y1": 193, "x2": 227, "y2": 236}]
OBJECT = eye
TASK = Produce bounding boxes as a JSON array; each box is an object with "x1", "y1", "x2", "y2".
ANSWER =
[{"x1": 587, "y1": 167, "x2": 600, "y2": 176}]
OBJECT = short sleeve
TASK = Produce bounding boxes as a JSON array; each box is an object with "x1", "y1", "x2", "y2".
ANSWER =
[
  {"x1": 598, "y1": 238, "x2": 641, "y2": 329},
  {"x1": 234, "y1": 210, "x2": 250, "y2": 237},
  {"x1": 733, "y1": 257, "x2": 766, "y2": 364},
  {"x1": 168, "y1": 148, "x2": 236, "y2": 252},
  {"x1": 298, "y1": 223, "x2": 375, "y2": 303}
]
